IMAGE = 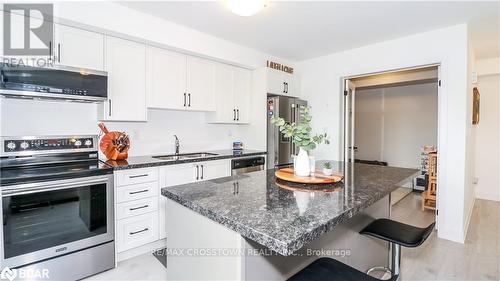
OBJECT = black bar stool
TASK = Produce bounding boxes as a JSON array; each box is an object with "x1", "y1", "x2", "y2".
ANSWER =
[
  {"x1": 288, "y1": 257, "x2": 398, "y2": 281},
  {"x1": 360, "y1": 218, "x2": 435, "y2": 280}
]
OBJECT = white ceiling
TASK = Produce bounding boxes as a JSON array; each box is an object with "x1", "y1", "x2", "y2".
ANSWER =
[{"x1": 119, "y1": 1, "x2": 500, "y2": 61}]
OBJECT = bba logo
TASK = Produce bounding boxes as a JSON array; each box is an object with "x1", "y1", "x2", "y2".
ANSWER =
[
  {"x1": 0, "y1": 267, "x2": 49, "y2": 280},
  {"x1": 0, "y1": 267, "x2": 16, "y2": 281}
]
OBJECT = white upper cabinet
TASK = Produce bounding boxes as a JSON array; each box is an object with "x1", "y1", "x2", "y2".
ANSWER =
[
  {"x1": 53, "y1": 24, "x2": 104, "y2": 71},
  {"x1": 100, "y1": 36, "x2": 147, "y2": 121},
  {"x1": 266, "y1": 68, "x2": 299, "y2": 97},
  {"x1": 206, "y1": 64, "x2": 251, "y2": 124},
  {"x1": 186, "y1": 56, "x2": 215, "y2": 111},
  {"x1": 146, "y1": 48, "x2": 215, "y2": 112},
  {"x1": 147, "y1": 46, "x2": 186, "y2": 110}
]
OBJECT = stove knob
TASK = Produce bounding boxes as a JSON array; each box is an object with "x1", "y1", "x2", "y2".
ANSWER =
[
  {"x1": 84, "y1": 139, "x2": 92, "y2": 146},
  {"x1": 6, "y1": 141, "x2": 16, "y2": 150},
  {"x1": 74, "y1": 140, "x2": 82, "y2": 147},
  {"x1": 20, "y1": 141, "x2": 29, "y2": 149}
]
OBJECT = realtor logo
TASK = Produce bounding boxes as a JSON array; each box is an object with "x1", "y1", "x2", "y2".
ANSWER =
[
  {"x1": 3, "y1": 3, "x2": 53, "y2": 56},
  {"x1": 0, "y1": 267, "x2": 17, "y2": 281}
]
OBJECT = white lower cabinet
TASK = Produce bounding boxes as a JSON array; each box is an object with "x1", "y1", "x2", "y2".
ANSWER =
[
  {"x1": 114, "y1": 167, "x2": 160, "y2": 253},
  {"x1": 158, "y1": 159, "x2": 231, "y2": 239},
  {"x1": 116, "y1": 212, "x2": 159, "y2": 252}
]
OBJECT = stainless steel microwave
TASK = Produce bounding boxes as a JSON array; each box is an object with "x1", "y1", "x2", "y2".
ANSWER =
[{"x1": 0, "y1": 64, "x2": 107, "y2": 102}]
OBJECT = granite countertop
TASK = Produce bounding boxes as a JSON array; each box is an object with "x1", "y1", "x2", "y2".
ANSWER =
[
  {"x1": 161, "y1": 161, "x2": 419, "y2": 256},
  {"x1": 102, "y1": 149, "x2": 266, "y2": 170}
]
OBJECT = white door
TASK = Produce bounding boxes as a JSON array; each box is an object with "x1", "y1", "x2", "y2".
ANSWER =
[
  {"x1": 54, "y1": 24, "x2": 104, "y2": 71},
  {"x1": 103, "y1": 36, "x2": 147, "y2": 121},
  {"x1": 186, "y1": 56, "x2": 215, "y2": 111},
  {"x1": 344, "y1": 79, "x2": 356, "y2": 164},
  {"x1": 266, "y1": 68, "x2": 286, "y2": 95},
  {"x1": 159, "y1": 163, "x2": 197, "y2": 239},
  {"x1": 233, "y1": 68, "x2": 251, "y2": 123},
  {"x1": 198, "y1": 160, "x2": 231, "y2": 181},
  {"x1": 147, "y1": 46, "x2": 187, "y2": 110},
  {"x1": 213, "y1": 63, "x2": 235, "y2": 122},
  {"x1": 282, "y1": 73, "x2": 296, "y2": 97}
]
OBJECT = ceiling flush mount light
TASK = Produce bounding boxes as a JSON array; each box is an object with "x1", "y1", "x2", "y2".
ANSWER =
[{"x1": 226, "y1": 0, "x2": 266, "y2": 17}]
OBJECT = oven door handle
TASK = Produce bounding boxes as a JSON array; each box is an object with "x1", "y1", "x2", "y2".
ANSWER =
[{"x1": 1, "y1": 175, "x2": 111, "y2": 197}]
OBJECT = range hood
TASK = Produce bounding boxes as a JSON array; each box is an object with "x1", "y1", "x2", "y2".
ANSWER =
[{"x1": 0, "y1": 64, "x2": 107, "y2": 102}]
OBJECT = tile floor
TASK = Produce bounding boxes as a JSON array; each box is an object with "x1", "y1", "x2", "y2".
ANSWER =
[{"x1": 88, "y1": 193, "x2": 499, "y2": 281}]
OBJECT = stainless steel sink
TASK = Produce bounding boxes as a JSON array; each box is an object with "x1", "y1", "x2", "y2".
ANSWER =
[{"x1": 153, "y1": 152, "x2": 218, "y2": 161}]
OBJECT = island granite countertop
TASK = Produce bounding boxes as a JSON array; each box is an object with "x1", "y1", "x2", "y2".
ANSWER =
[
  {"x1": 102, "y1": 149, "x2": 266, "y2": 170},
  {"x1": 161, "y1": 161, "x2": 419, "y2": 256}
]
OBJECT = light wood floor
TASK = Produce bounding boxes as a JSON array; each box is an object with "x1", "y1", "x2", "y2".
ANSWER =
[{"x1": 88, "y1": 193, "x2": 499, "y2": 281}]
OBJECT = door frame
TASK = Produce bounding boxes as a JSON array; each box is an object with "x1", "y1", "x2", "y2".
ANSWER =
[{"x1": 339, "y1": 63, "x2": 442, "y2": 229}]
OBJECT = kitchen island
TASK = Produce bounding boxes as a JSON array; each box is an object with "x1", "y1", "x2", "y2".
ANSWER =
[{"x1": 161, "y1": 161, "x2": 418, "y2": 280}]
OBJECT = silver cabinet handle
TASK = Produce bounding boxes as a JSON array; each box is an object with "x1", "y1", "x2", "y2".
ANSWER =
[
  {"x1": 195, "y1": 165, "x2": 199, "y2": 180},
  {"x1": 130, "y1": 205, "x2": 149, "y2": 211},
  {"x1": 57, "y1": 43, "x2": 61, "y2": 63},
  {"x1": 129, "y1": 189, "x2": 149, "y2": 195},
  {"x1": 129, "y1": 174, "x2": 148, "y2": 179},
  {"x1": 130, "y1": 228, "x2": 149, "y2": 235},
  {"x1": 108, "y1": 99, "x2": 112, "y2": 116},
  {"x1": 188, "y1": 93, "x2": 191, "y2": 107},
  {"x1": 49, "y1": 41, "x2": 52, "y2": 60},
  {"x1": 184, "y1": 93, "x2": 186, "y2": 107},
  {"x1": 200, "y1": 165, "x2": 204, "y2": 180},
  {"x1": 237, "y1": 109, "x2": 240, "y2": 121},
  {"x1": 283, "y1": 82, "x2": 286, "y2": 93},
  {"x1": 233, "y1": 109, "x2": 236, "y2": 121}
]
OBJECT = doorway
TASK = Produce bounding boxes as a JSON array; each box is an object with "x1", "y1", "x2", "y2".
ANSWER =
[{"x1": 343, "y1": 65, "x2": 439, "y2": 224}]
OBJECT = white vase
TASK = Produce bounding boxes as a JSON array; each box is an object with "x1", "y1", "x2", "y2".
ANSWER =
[{"x1": 294, "y1": 148, "x2": 311, "y2": 176}]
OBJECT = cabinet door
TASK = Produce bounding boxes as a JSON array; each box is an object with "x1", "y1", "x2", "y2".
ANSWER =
[
  {"x1": 208, "y1": 63, "x2": 234, "y2": 123},
  {"x1": 186, "y1": 56, "x2": 215, "y2": 111},
  {"x1": 266, "y1": 68, "x2": 286, "y2": 95},
  {"x1": 147, "y1": 46, "x2": 187, "y2": 110},
  {"x1": 199, "y1": 160, "x2": 231, "y2": 181},
  {"x1": 282, "y1": 73, "x2": 298, "y2": 97},
  {"x1": 103, "y1": 36, "x2": 147, "y2": 121},
  {"x1": 233, "y1": 68, "x2": 251, "y2": 124},
  {"x1": 159, "y1": 163, "x2": 197, "y2": 239},
  {"x1": 54, "y1": 24, "x2": 104, "y2": 71}
]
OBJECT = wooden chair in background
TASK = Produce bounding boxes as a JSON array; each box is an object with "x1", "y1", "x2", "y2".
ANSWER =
[{"x1": 422, "y1": 152, "x2": 437, "y2": 211}]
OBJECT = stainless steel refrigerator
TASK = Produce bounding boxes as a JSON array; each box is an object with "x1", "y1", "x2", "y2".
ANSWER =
[{"x1": 267, "y1": 95, "x2": 308, "y2": 169}]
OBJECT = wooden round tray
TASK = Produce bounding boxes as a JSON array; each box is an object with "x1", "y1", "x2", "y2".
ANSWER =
[{"x1": 275, "y1": 168, "x2": 343, "y2": 184}]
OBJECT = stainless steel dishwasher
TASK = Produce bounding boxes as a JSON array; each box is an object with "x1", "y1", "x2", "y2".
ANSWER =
[{"x1": 231, "y1": 156, "x2": 266, "y2": 175}]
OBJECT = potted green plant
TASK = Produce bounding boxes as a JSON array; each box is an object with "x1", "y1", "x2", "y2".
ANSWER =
[
  {"x1": 323, "y1": 162, "x2": 333, "y2": 176},
  {"x1": 271, "y1": 106, "x2": 329, "y2": 176}
]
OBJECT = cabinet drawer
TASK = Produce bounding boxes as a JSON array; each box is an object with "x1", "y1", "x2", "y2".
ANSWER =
[
  {"x1": 116, "y1": 182, "x2": 158, "y2": 203},
  {"x1": 116, "y1": 212, "x2": 159, "y2": 253},
  {"x1": 116, "y1": 197, "x2": 158, "y2": 220},
  {"x1": 115, "y1": 167, "x2": 159, "y2": 186}
]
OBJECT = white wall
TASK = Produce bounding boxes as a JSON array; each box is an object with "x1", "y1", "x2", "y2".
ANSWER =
[
  {"x1": 296, "y1": 24, "x2": 469, "y2": 243},
  {"x1": 474, "y1": 57, "x2": 500, "y2": 202},
  {"x1": 355, "y1": 83, "x2": 438, "y2": 169}
]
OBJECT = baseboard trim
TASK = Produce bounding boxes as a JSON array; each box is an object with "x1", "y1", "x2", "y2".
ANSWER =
[
  {"x1": 117, "y1": 239, "x2": 167, "y2": 262},
  {"x1": 463, "y1": 197, "x2": 475, "y2": 241}
]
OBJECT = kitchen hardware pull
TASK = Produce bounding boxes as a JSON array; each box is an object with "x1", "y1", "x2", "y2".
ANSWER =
[
  {"x1": 283, "y1": 82, "x2": 286, "y2": 93},
  {"x1": 49, "y1": 41, "x2": 52, "y2": 59},
  {"x1": 109, "y1": 99, "x2": 112, "y2": 116},
  {"x1": 57, "y1": 43, "x2": 61, "y2": 63},
  {"x1": 130, "y1": 228, "x2": 149, "y2": 235},
  {"x1": 130, "y1": 205, "x2": 149, "y2": 211},
  {"x1": 2, "y1": 175, "x2": 110, "y2": 197},
  {"x1": 200, "y1": 165, "x2": 204, "y2": 180},
  {"x1": 285, "y1": 82, "x2": 288, "y2": 93},
  {"x1": 237, "y1": 109, "x2": 240, "y2": 121},
  {"x1": 233, "y1": 109, "x2": 236, "y2": 121},
  {"x1": 129, "y1": 174, "x2": 148, "y2": 179},
  {"x1": 184, "y1": 93, "x2": 186, "y2": 107},
  {"x1": 188, "y1": 93, "x2": 191, "y2": 107},
  {"x1": 129, "y1": 189, "x2": 149, "y2": 195},
  {"x1": 236, "y1": 182, "x2": 239, "y2": 193},
  {"x1": 195, "y1": 165, "x2": 199, "y2": 180}
]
